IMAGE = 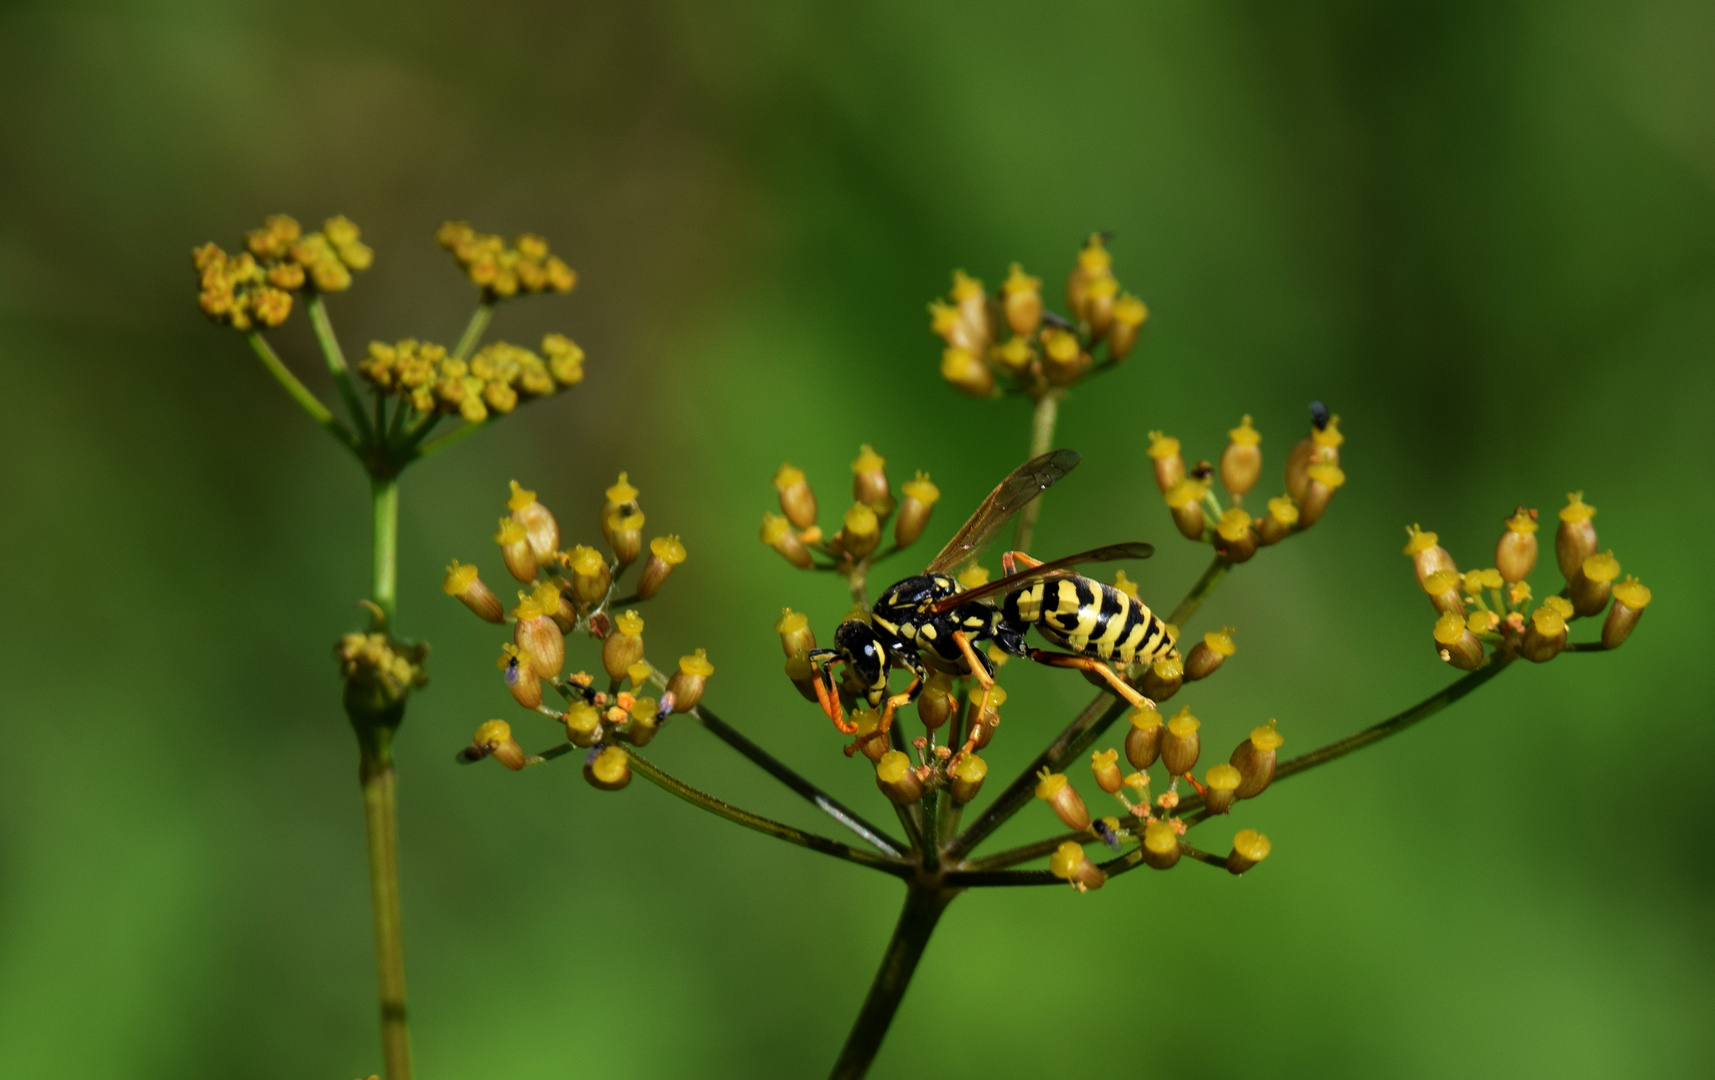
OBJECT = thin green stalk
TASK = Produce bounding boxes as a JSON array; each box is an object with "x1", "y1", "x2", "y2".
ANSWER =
[
  {"x1": 359, "y1": 730, "x2": 411, "y2": 1079},
  {"x1": 244, "y1": 332, "x2": 359, "y2": 452},
  {"x1": 371, "y1": 477, "x2": 398, "y2": 626},
  {"x1": 1167, "y1": 555, "x2": 1229, "y2": 627},
  {"x1": 414, "y1": 418, "x2": 491, "y2": 461},
  {"x1": 452, "y1": 300, "x2": 494, "y2": 362},
  {"x1": 1011, "y1": 390, "x2": 1062, "y2": 554},
  {"x1": 307, "y1": 295, "x2": 377, "y2": 447},
  {"x1": 622, "y1": 748, "x2": 911, "y2": 875},
  {"x1": 828, "y1": 884, "x2": 958, "y2": 1079}
]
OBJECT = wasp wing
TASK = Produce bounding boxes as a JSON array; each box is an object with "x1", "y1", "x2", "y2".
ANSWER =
[
  {"x1": 924, "y1": 449, "x2": 1082, "y2": 574},
  {"x1": 931, "y1": 541, "x2": 1155, "y2": 611}
]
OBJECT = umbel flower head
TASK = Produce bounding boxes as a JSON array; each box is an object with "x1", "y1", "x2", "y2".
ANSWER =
[
  {"x1": 357, "y1": 335, "x2": 583, "y2": 425},
  {"x1": 931, "y1": 234, "x2": 1148, "y2": 400},
  {"x1": 435, "y1": 222, "x2": 577, "y2": 301},
  {"x1": 336, "y1": 629, "x2": 429, "y2": 728},
  {"x1": 759, "y1": 445, "x2": 941, "y2": 573},
  {"x1": 193, "y1": 214, "x2": 374, "y2": 330}
]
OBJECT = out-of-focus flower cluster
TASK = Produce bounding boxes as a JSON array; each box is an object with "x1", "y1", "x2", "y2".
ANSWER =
[
  {"x1": 357, "y1": 335, "x2": 584, "y2": 424},
  {"x1": 1149, "y1": 403, "x2": 1345, "y2": 561},
  {"x1": 192, "y1": 214, "x2": 373, "y2": 330},
  {"x1": 435, "y1": 222, "x2": 577, "y2": 300},
  {"x1": 930, "y1": 234, "x2": 1148, "y2": 400},
  {"x1": 759, "y1": 445, "x2": 941, "y2": 572},
  {"x1": 1406, "y1": 491, "x2": 1651, "y2": 670},
  {"x1": 449, "y1": 476, "x2": 706, "y2": 791},
  {"x1": 335, "y1": 630, "x2": 429, "y2": 724}
]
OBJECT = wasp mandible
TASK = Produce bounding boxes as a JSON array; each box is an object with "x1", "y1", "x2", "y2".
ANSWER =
[{"x1": 807, "y1": 450, "x2": 1171, "y2": 755}]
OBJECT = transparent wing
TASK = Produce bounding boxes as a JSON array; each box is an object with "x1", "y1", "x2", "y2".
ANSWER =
[
  {"x1": 924, "y1": 449, "x2": 1082, "y2": 574},
  {"x1": 931, "y1": 542, "x2": 1155, "y2": 611}
]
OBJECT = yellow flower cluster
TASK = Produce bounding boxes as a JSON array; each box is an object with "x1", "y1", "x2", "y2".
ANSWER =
[
  {"x1": 760, "y1": 445, "x2": 941, "y2": 570},
  {"x1": 358, "y1": 335, "x2": 584, "y2": 424},
  {"x1": 931, "y1": 234, "x2": 1149, "y2": 399},
  {"x1": 435, "y1": 221, "x2": 577, "y2": 299},
  {"x1": 334, "y1": 630, "x2": 429, "y2": 721},
  {"x1": 192, "y1": 214, "x2": 373, "y2": 330}
]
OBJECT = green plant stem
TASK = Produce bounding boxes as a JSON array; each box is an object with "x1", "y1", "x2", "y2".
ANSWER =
[
  {"x1": 452, "y1": 300, "x2": 494, "y2": 361},
  {"x1": 828, "y1": 883, "x2": 958, "y2": 1080},
  {"x1": 621, "y1": 748, "x2": 911, "y2": 875},
  {"x1": 307, "y1": 295, "x2": 377, "y2": 447},
  {"x1": 244, "y1": 332, "x2": 359, "y2": 452},
  {"x1": 359, "y1": 729, "x2": 411, "y2": 1079},
  {"x1": 1167, "y1": 555, "x2": 1229, "y2": 627},
  {"x1": 694, "y1": 707, "x2": 907, "y2": 857},
  {"x1": 371, "y1": 477, "x2": 399, "y2": 625},
  {"x1": 414, "y1": 418, "x2": 491, "y2": 461},
  {"x1": 1011, "y1": 390, "x2": 1062, "y2": 554}
]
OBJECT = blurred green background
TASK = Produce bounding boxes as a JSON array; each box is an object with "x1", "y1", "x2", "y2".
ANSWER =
[{"x1": 2, "y1": 1, "x2": 1712, "y2": 1076}]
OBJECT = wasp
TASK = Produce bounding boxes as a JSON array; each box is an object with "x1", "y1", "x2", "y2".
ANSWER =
[{"x1": 807, "y1": 450, "x2": 1171, "y2": 755}]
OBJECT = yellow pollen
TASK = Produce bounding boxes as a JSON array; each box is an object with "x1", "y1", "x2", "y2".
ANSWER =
[
  {"x1": 613, "y1": 610, "x2": 644, "y2": 637},
  {"x1": 1217, "y1": 507, "x2": 1253, "y2": 542},
  {"x1": 1424, "y1": 569, "x2": 1461, "y2": 595},
  {"x1": 1114, "y1": 293, "x2": 1148, "y2": 326},
  {"x1": 1143, "y1": 819, "x2": 1178, "y2": 856},
  {"x1": 1232, "y1": 829, "x2": 1271, "y2": 861},
  {"x1": 605, "y1": 473, "x2": 638, "y2": 505},
  {"x1": 1559, "y1": 491, "x2": 1597, "y2": 523},
  {"x1": 952, "y1": 754, "x2": 987, "y2": 782},
  {"x1": 1164, "y1": 478, "x2": 1208, "y2": 509},
  {"x1": 1612, "y1": 577, "x2": 1651, "y2": 609},
  {"x1": 568, "y1": 545, "x2": 605, "y2": 576},
  {"x1": 1228, "y1": 414, "x2": 1261, "y2": 446},
  {"x1": 876, "y1": 750, "x2": 913, "y2": 784},
  {"x1": 531, "y1": 582, "x2": 563, "y2": 617},
  {"x1": 1306, "y1": 462, "x2": 1346, "y2": 488},
  {"x1": 1091, "y1": 748, "x2": 1119, "y2": 769},
  {"x1": 902, "y1": 471, "x2": 940, "y2": 504},
  {"x1": 627, "y1": 661, "x2": 653, "y2": 687},
  {"x1": 1541, "y1": 596, "x2": 1573, "y2": 620},
  {"x1": 564, "y1": 703, "x2": 599, "y2": 737},
  {"x1": 1581, "y1": 551, "x2": 1620, "y2": 583},
  {"x1": 1152, "y1": 656, "x2": 1184, "y2": 681},
  {"x1": 1311, "y1": 415, "x2": 1344, "y2": 448},
  {"x1": 958, "y1": 564, "x2": 991, "y2": 589},
  {"x1": 1249, "y1": 719, "x2": 1283, "y2": 751},
  {"x1": 507, "y1": 480, "x2": 537, "y2": 511},
  {"x1": 1403, "y1": 524, "x2": 1439, "y2": 555},
  {"x1": 1203, "y1": 627, "x2": 1237, "y2": 656},
  {"x1": 1531, "y1": 608, "x2": 1567, "y2": 636},
  {"x1": 650, "y1": 535, "x2": 687, "y2": 563},
  {"x1": 773, "y1": 463, "x2": 806, "y2": 490},
  {"x1": 629, "y1": 696, "x2": 658, "y2": 722},
  {"x1": 844, "y1": 503, "x2": 879, "y2": 537},
  {"x1": 1041, "y1": 328, "x2": 1080, "y2": 363},
  {"x1": 1129, "y1": 705, "x2": 1163, "y2": 731},
  {"x1": 678, "y1": 649, "x2": 714, "y2": 677},
  {"x1": 1003, "y1": 263, "x2": 1039, "y2": 296},
  {"x1": 1268, "y1": 495, "x2": 1299, "y2": 525},
  {"x1": 775, "y1": 608, "x2": 808, "y2": 635},
  {"x1": 1504, "y1": 509, "x2": 1539, "y2": 535},
  {"x1": 1034, "y1": 770, "x2": 1069, "y2": 800},
  {"x1": 1434, "y1": 610, "x2": 1467, "y2": 646},
  {"x1": 949, "y1": 269, "x2": 983, "y2": 301},
  {"x1": 1206, "y1": 763, "x2": 1241, "y2": 792},
  {"x1": 494, "y1": 519, "x2": 527, "y2": 544},
  {"x1": 1167, "y1": 707, "x2": 1200, "y2": 737},
  {"x1": 589, "y1": 746, "x2": 629, "y2": 785},
  {"x1": 1147, "y1": 431, "x2": 1180, "y2": 460},
  {"x1": 760, "y1": 513, "x2": 792, "y2": 545},
  {"x1": 851, "y1": 444, "x2": 886, "y2": 474},
  {"x1": 442, "y1": 560, "x2": 479, "y2": 595},
  {"x1": 1050, "y1": 841, "x2": 1085, "y2": 880}
]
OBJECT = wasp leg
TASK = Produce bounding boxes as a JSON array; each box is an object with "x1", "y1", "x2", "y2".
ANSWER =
[
  {"x1": 950, "y1": 630, "x2": 995, "y2": 690},
  {"x1": 851, "y1": 673, "x2": 924, "y2": 756},
  {"x1": 1025, "y1": 649, "x2": 1156, "y2": 711},
  {"x1": 809, "y1": 655, "x2": 859, "y2": 735},
  {"x1": 946, "y1": 631, "x2": 1004, "y2": 766},
  {"x1": 1000, "y1": 550, "x2": 1044, "y2": 574}
]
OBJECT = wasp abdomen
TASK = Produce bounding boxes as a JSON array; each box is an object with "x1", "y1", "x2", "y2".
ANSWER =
[{"x1": 1007, "y1": 576, "x2": 1173, "y2": 666}]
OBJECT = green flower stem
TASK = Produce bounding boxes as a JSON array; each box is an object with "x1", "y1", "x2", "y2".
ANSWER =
[
  {"x1": 1011, "y1": 390, "x2": 1062, "y2": 554},
  {"x1": 307, "y1": 295, "x2": 377, "y2": 447},
  {"x1": 828, "y1": 883, "x2": 958, "y2": 1080},
  {"x1": 414, "y1": 418, "x2": 491, "y2": 462},
  {"x1": 371, "y1": 477, "x2": 399, "y2": 626},
  {"x1": 244, "y1": 331, "x2": 359, "y2": 453},
  {"x1": 451, "y1": 300, "x2": 494, "y2": 362},
  {"x1": 1167, "y1": 555, "x2": 1229, "y2": 627},
  {"x1": 694, "y1": 706, "x2": 907, "y2": 858},
  {"x1": 359, "y1": 729, "x2": 411, "y2": 1079},
  {"x1": 621, "y1": 747, "x2": 912, "y2": 875}
]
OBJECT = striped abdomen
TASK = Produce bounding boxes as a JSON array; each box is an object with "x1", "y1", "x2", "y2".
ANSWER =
[{"x1": 1005, "y1": 575, "x2": 1174, "y2": 666}]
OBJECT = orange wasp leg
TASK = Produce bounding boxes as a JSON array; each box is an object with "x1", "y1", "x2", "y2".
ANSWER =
[
  {"x1": 850, "y1": 673, "x2": 924, "y2": 757},
  {"x1": 946, "y1": 630, "x2": 1002, "y2": 765},
  {"x1": 1025, "y1": 649, "x2": 1156, "y2": 712},
  {"x1": 810, "y1": 657, "x2": 859, "y2": 736}
]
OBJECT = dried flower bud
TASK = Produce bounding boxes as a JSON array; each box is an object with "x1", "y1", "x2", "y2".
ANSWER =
[
  {"x1": 600, "y1": 473, "x2": 641, "y2": 548},
  {"x1": 626, "y1": 695, "x2": 661, "y2": 746},
  {"x1": 916, "y1": 672, "x2": 955, "y2": 730},
  {"x1": 1002, "y1": 263, "x2": 1043, "y2": 337},
  {"x1": 849, "y1": 709, "x2": 889, "y2": 762},
  {"x1": 1214, "y1": 508, "x2": 1258, "y2": 563},
  {"x1": 1602, "y1": 577, "x2": 1651, "y2": 649},
  {"x1": 1203, "y1": 763, "x2": 1242, "y2": 814},
  {"x1": 895, "y1": 472, "x2": 940, "y2": 548},
  {"x1": 1140, "y1": 655, "x2": 1184, "y2": 703},
  {"x1": 1220, "y1": 415, "x2": 1262, "y2": 496},
  {"x1": 1107, "y1": 293, "x2": 1147, "y2": 361},
  {"x1": 1141, "y1": 819, "x2": 1181, "y2": 870},
  {"x1": 1571, "y1": 551, "x2": 1620, "y2": 617},
  {"x1": 507, "y1": 481, "x2": 560, "y2": 567},
  {"x1": 1185, "y1": 627, "x2": 1236, "y2": 680},
  {"x1": 565, "y1": 545, "x2": 611, "y2": 608},
  {"x1": 1422, "y1": 569, "x2": 1467, "y2": 617},
  {"x1": 1160, "y1": 707, "x2": 1202, "y2": 775},
  {"x1": 1286, "y1": 410, "x2": 1343, "y2": 502},
  {"x1": 602, "y1": 610, "x2": 645, "y2": 680},
  {"x1": 1297, "y1": 463, "x2": 1345, "y2": 528},
  {"x1": 1403, "y1": 525, "x2": 1457, "y2": 587},
  {"x1": 784, "y1": 653, "x2": 820, "y2": 703},
  {"x1": 606, "y1": 510, "x2": 644, "y2": 568},
  {"x1": 950, "y1": 753, "x2": 988, "y2": 803},
  {"x1": 494, "y1": 519, "x2": 537, "y2": 584},
  {"x1": 498, "y1": 645, "x2": 542, "y2": 710},
  {"x1": 1496, "y1": 508, "x2": 1539, "y2": 583},
  {"x1": 1034, "y1": 770, "x2": 1091, "y2": 831},
  {"x1": 1226, "y1": 828, "x2": 1271, "y2": 874},
  {"x1": 840, "y1": 503, "x2": 881, "y2": 559},
  {"x1": 1066, "y1": 233, "x2": 1113, "y2": 321},
  {"x1": 1050, "y1": 841, "x2": 1107, "y2": 892},
  {"x1": 1164, "y1": 478, "x2": 1208, "y2": 540},
  {"x1": 512, "y1": 595, "x2": 565, "y2": 679},
  {"x1": 876, "y1": 750, "x2": 924, "y2": 805},
  {"x1": 773, "y1": 463, "x2": 819, "y2": 530},
  {"x1": 564, "y1": 702, "x2": 602, "y2": 747},
  {"x1": 443, "y1": 560, "x2": 505, "y2": 622},
  {"x1": 1088, "y1": 748, "x2": 1124, "y2": 794},
  {"x1": 1230, "y1": 719, "x2": 1283, "y2": 799},
  {"x1": 471, "y1": 719, "x2": 528, "y2": 771},
  {"x1": 1257, "y1": 495, "x2": 1299, "y2": 546},
  {"x1": 1522, "y1": 606, "x2": 1567, "y2": 663},
  {"x1": 584, "y1": 745, "x2": 632, "y2": 791},
  {"x1": 1147, "y1": 431, "x2": 1184, "y2": 495},
  {"x1": 1040, "y1": 327, "x2": 1088, "y2": 385},
  {"x1": 665, "y1": 650, "x2": 714, "y2": 713},
  {"x1": 637, "y1": 535, "x2": 686, "y2": 599},
  {"x1": 1434, "y1": 610, "x2": 1485, "y2": 670},
  {"x1": 1125, "y1": 705, "x2": 1164, "y2": 769},
  {"x1": 1556, "y1": 491, "x2": 1598, "y2": 581}
]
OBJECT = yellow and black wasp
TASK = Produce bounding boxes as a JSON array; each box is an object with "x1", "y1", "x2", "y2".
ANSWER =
[{"x1": 807, "y1": 449, "x2": 1172, "y2": 754}]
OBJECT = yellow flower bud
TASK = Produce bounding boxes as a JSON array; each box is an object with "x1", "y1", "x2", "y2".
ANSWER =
[
  {"x1": 512, "y1": 595, "x2": 565, "y2": 679},
  {"x1": 1203, "y1": 763, "x2": 1242, "y2": 815},
  {"x1": 1185, "y1": 627, "x2": 1237, "y2": 681},
  {"x1": 1090, "y1": 748, "x2": 1124, "y2": 794},
  {"x1": 1140, "y1": 655, "x2": 1184, "y2": 704},
  {"x1": 1065, "y1": 233, "x2": 1113, "y2": 322},
  {"x1": 1556, "y1": 491, "x2": 1598, "y2": 581},
  {"x1": 773, "y1": 462, "x2": 819, "y2": 530},
  {"x1": 1496, "y1": 508, "x2": 1540, "y2": 583},
  {"x1": 1257, "y1": 494, "x2": 1299, "y2": 546},
  {"x1": 1571, "y1": 551, "x2": 1621, "y2": 617},
  {"x1": 1230, "y1": 719, "x2": 1283, "y2": 799},
  {"x1": 1160, "y1": 707, "x2": 1202, "y2": 775},
  {"x1": 584, "y1": 746, "x2": 632, "y2": 791},
  {"x1": 895, "y1": 472, "x2": 940, "y2": 548},
  {"x1": 664, "y1": 649, "x2": 714, "y2": 713},
  {"x1": 1141, "y1": 819, "x2": 1181, "y2": 870},
  {"x1": 1422, "y1": 568, "x2": 1467, "y2": 617},
  {"x1": 1040, "y1": 327, "x2": 1088, "y2": 385},
  {"x1": 626, "y1": 695, "x2": 661, "y2": 746},
  {"x1": 565, "y1": 545, "x2": 611, "y2": 608},
  {"x1": 1147, "y1": 431, "x2": 1184, "y2": 494},
  {"x1": 1034, "y1": 769, "x2": 1091, "y2": 831},
  {"x1": 784, "y1": 653, "x2": 820, "y2": 703},
  {"x1": 601, "y1": 610, "x2": 645, "y2": 681},
  {"x1": 966, "y1": 684, "x2": 1006, "y2": 750},
  {"x1": 1002, "y1": 263, "x2": 1043, "y2": 337},
  {"x1": 1083, "y1": 275, "x2": 1118, "y2": 342},
  {"x1": 1403, "y1": 524, "x2": 1456, "y2": 587},
  {"x1": 940, "y1": 345, "x2": 996, "y2": 398},
  {"x1": 916, "y1": 672, "x2": 955, "y2": 730},
  {"x1": 443, "y1": 560, "x2": 505, "y2": 623},
  {"x1": 604, "y1": 510, "x2": 644, "y2": 568},
  {"x1": 1164, "y1": 478, "x2": 1208, "y2": 540},
  {"x1": 1219, "y1": 415, "x2": 1262, "y2": 496},
  {"x1": 1434, "y1": 610, "x2": 1484, "y2": 670},
  {"x1": 949, "y1": 270, "x2": 992, "y2": 354},
  {"x1": 876, "y1": 750, "x2": 924, "y2": 805},
  {"x1": 1125, "y1": 705, "x2": 1164, "y2": 769},
  {"x1": 1107, "y1": 292, "x2": 1147, "y2": 362},
  {"x1": 1214, "y1": 507, "x2": 1258, "y2": 564},
  {"x1": 841, "y1": 502, "x2": 881, "y2": 559},
  {"x1": 563, "y1": 701, "x2": 602, "y2": 747},
  {"x1": 950, "y1": 753, "x2": 988, "y2": 804},
  {"x1": 1226, "y1": 828, "x2": 1271, "y2": 874},
  {"x1": 508, "y1": 481, "x2": 560, "y2": 567},
  {"x1": 497, "y1": 644, "x2": 542, "y2": 710},
  {"x1": 774, "y1": 608, "x2": 818, "y2": 660},
  {"x1": 637, "y1": 535, "x2": 686, "y2": 599},
  {"x1": 470, "y1": 719, "x2": 528, "y2": 771},
  {"x1": 851, "y1": 709, "x2": 888, "y2": 762},
  {"x1": 1602, "y1": 577, "x2": 1651, "y2": 649},
  {"x1": 1523, "y1": 606, "x2": 1567, "y2": 663},
  {"x1": 1050, "y1": 840, "x2": 1106, "y2": 892},
  {"x1": 494, "y1": 518, "x2": 537, "y2": 584},
  {"x1": 1298, "y1": 462, "x2": 1345, "y2": 528}
]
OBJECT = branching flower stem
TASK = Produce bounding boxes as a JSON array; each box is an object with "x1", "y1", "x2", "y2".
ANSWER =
[
  {"x1": 245, "y1": 331, "x2": 359, "y2": 452},
  {"x1": 1010, "y1": 389, "x2": 1062, "y2": 554},
  {"x1": 308, "y1": 295, "x2": 377, "y2": 447},
  {"x1": 828, "y1": 882, "x2": 958, "y2": 1080}
]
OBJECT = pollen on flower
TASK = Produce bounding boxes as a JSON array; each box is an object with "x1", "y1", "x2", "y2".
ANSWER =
[
  {"x1": 1434, "y1": 610, "x2": 1468, "y2": 646},
  {"x1": 443, "y1": 561, "x2": 480, "y2": 595},
  {"x1": 679, "y1": 649, "x2": 715, "y2": 677},
  {"x1": 1560, "y1": 491, "x2": 1597, "y2": 524},
  {"x1": 507, "y1": 480, "x2": 538, "y2": 512},
  {"x1": 1581, "y1": 551, "x2": 1621, "y2": 583},
  {"x1": 1228, "y1": 414, "x2": 1261, "y2": 446},
  {"x1": 650, "y1": 535, "x2": 687, "y2": 564},
  {"x1": 902, "y1": 472, "x2": 940, "y2": 505},
  {"x1": 1203, "y1": 627, "x2": 1237, "y2": 657},
  {"x1": 1612, "y1": 577, "x2": 1651, "y2": 609},
  {"x1": 1403, "y1": 525, "x2": 1438, "y2": 555},
  {"x1": 606, "y1": 473, "x2": 640, "y2": 506}
]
